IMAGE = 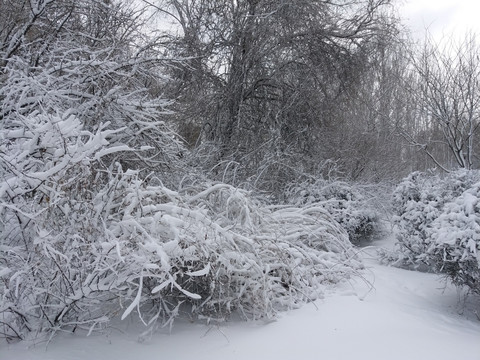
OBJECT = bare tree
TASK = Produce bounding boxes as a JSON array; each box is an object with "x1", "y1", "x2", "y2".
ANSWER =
[
  {"x1": 149, "y1": 0, "x2": 397, "y2": 190},
  {"x1": 407, "y1": 34, "x2": 480, "y2": 171}
]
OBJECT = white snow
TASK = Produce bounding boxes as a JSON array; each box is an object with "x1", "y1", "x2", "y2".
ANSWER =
[{"x1": 2, "y1": 238, "x2": 479, "y2": 360}]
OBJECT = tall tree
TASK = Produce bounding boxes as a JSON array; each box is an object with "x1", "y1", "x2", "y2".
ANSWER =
[
  {"x1": 151, "y1": 0, "x2": 397, "y2": 189},
  {"x1": 405, "y1": 34, "x2": 480, "y2": 171}
]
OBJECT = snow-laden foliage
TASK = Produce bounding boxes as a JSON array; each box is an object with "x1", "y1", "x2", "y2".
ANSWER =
[
  {"x1": 428, "y1": 183, "x2": 480, "y2": 295},
  {"x1": 1, "y1": 49, "x2": 183, "y2": 184},
  {"x1": 0, "y1": 0, "x2": 182, "y2": 340},
  {"x1": 0, "y1": 98, "x2": 179, "y2": 338},
  {"x1": 389, "y1": 170, "x2": 480, "y2": 295},
  {"x1": 0, "y1": 0, "x2": 362, "y2": 343},
  {"x1": 0, "y1": 108, "x2": 361, "y2": 341},
  {"x1": 0, "y1": 116, "x2": 361, "y2": 340},
  {"x1": 389, "y1": 172, "x2": 444, "y2": 268},
  {"x1": 390, "y1": 170, "x2": 480, "y2": 270},
  {"x1": 285, "y1": 180, "x2": 379, "y2": 245}
]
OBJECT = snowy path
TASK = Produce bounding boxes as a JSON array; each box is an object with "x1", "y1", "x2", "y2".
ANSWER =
[{"x1": 2, "y1": 245, "x2": 480, "y2": 360}]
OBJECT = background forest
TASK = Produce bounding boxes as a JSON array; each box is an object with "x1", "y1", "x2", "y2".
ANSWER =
[{"x1": 1, "y1": 0, "x2": 479, "y2": 342}]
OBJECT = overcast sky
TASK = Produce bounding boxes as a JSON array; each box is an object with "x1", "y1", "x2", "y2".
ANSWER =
[{"x1": 399, "y1": 0, "x2": 480, "y2": 41}]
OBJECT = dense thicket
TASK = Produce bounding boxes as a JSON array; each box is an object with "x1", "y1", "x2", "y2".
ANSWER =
[
  {"x1": 0, "y1": 0, "x2": 365, "y2": 341},
  {"x1": 1, "y1": 0, "x2": 480, "y2": 344}
]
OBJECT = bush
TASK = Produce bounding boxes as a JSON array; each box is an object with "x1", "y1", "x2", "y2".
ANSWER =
[
  {"x1": 0, "y1": 2, "x2": 363, "y2": 340},
  {"x1": 0, "y1": 114, "x2": 361, "y2": 341},
  {"x1": 285, "y1": 180, "x2": 379, "y2": 245},
  {"x1": 391, "y1": 170, "x2": 480, "y2": 269},
  {"x1": 390, "y1": 170, "x2": 480, "y2": 295},
  {"x1": 427, "y1": 182, "x2": 480, "y2": 295}
]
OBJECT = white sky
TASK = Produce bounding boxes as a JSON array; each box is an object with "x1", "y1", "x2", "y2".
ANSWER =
[{"x1": 399, "y1": 0, "x2": 480, "y2": 41}]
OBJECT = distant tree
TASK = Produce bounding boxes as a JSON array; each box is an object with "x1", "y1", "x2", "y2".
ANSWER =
[
  {"x1": 318, "y1": 32, "x2": 416, "y2": 181},
  {"x1": 150, "y1": 0, "x2": 397, "y2": 189},
  {"x1": 405, "y1": 34, "x2": 480, "y2": 172}
]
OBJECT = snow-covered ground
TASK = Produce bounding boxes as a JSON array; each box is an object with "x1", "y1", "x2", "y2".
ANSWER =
[{"x1": 2, "y1": 239, "x2": 479, "y2": 360}]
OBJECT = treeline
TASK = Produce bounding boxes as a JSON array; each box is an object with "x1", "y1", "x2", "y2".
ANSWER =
[
  {"x1": 155, "y1": 0, "x2": 480, "y2": 188},
  {"x1": 2, "y1": 1, "x2": 478, "y2": 188}
]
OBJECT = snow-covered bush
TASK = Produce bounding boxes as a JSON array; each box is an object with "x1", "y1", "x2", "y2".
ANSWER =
[
  {"x1": 285, "y1": 180, "x2": 379, "y2": 245},
  {"x1": 0, "y1": 120, "x2": 361, "y2": 340},
  {"x1": 0, "y1": 91, "x2": 361, "y2": 341},
  {"x1": 390, "y1": 172, "x2": 443, "y2": 268},
  {"x1": 0, "y1": 0, "x2": 187, "y2": 339},
  {"x1": 391, "y1": 170, "x2": 480, "y2": 270},
  {"x1": 427, "y1": 182, "x2": 480, "y2": 295}
]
